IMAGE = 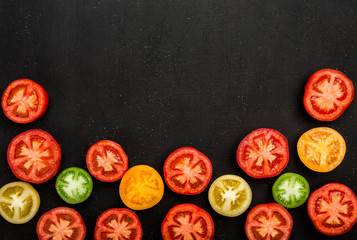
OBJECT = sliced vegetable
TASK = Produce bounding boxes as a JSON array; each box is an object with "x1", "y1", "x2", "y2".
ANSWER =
[
  {"x1": 55, "y1": 167, "x2": 93, "y2": 204},
  {"x1": 208, "y1": 174, "x2": 252, "y2": 217}
]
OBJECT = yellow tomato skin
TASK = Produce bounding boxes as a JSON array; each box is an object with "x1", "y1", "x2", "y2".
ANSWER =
[
  {"x1": 297, "y1": 127, "x2": 346, "y2": 172},
  {"x1": 119, "y1": 165, "x2": 164, "y2": 210}
]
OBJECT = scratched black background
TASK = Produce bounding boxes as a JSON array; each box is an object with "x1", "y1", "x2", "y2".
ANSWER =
[{"x1": 0, "y1": 1, "x2": 357, "y2": 239}]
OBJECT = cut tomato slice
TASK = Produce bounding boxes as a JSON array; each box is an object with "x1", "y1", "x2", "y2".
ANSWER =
[
  {"x1": 272, "y1": 172, "x2": 310, "y2": 208},
  {"x1": 55, "y1": 167, "x2": 93, "y2": 204},
  {"x1": 303, "y1": 69, "x2": 354, "y2": 121},
  {"x1": 208, "y1": 174, "x2": 252, "y2": 217},
  {"x1": 164, "y1": 147, "x2": 213, "y2": 195},
  {"x1": 307, "y1": 183, "x2": 357, "y2": 235},
  {"x1": 119, "y1": 165, "x2": 164, "y2": 210},
  {"x1": 245, "y1": 203, "x2": 293, "y2": 240},
  {"x1": 297, "y1": 127, "x2": 346, "y2": 172},
  {"x1": 1, "y1": 79, "x2": 49, "y2": 123},
  {"x1": 7, "y1": 129, "x2": 62, "y2": 183},
  {"x1": 161, "y1": 203, "x2": 215, "y2": 240},
  {"x1": 36, "y1": 207, "x2": 86, "y2": 240},
  {"x1": 94, "y1": 208, "x2": 143, "y2": 240},
  {"x1": 236, "y1": 128, "x2": 289, "y2": 178},
  {"x1": 0, "y1": 181, "x2": 40, "y2": 224},
  {"x1": 86, "y1": 140, "x2": 128, "y2": 182}
]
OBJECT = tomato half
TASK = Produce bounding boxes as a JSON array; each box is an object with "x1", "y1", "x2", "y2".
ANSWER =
[
  {"x1": 161, "y1": 203, "x2": 214, "y2": 240},
  {"x1": 94, "y1": 208, "x2": 143, "y2": 240},
  {"x1": 303, "y1": 69, "x2": 354, "y2": 121},
  {"x1": 208, "y1": 174, "x2": 252, "y2": 217},
  {"x1": 7, "y1": 129, "x2": 62, "y2": 183},
  {"x1": 245, "y1": 203, "x2": 293, "y2": 240},
  {"x1": 297, "y1": 127, "x2": 346, "y2": 172},
  {"x1": 272, "y1": 172, "x2": 310, "y2": 208},
  {"x1": 37, "y1": 207, "x2": 86, "y2": 240},
  {"x1": 163, "y1": 147, "x2": 213, "y2": 195},
  {"x1": 236, "y1": 128, "x2": 289, "y2": 178},
  {"x1": 119, "y1": 165, "x2": 164, "y2": 210},
  {"x1": 56, "y1": 167, "x2": 93, "y2": 204},
  {"x1": 1, "y1": 79, "x2": 49, "y2": 123},
  {"x1": 307, "y1": 183, "x2": 357, "y2": 235},
  {"x1": 86, "y1": 140, "x2": 128, "y2": 182},
  {"x1": 0, "y1": 181, "x2": 40, "y2": 224}
]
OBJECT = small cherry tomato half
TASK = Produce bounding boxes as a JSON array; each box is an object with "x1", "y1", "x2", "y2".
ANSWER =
[
  {"x1": 272, "y1": 172, "x2": 310, "y2": 208},
  {"x1": 297, "y1": 127, "x2": 346, "y2": 172},
  {"x1": 163, "y1": 147, "x2": 213, "y2": 195},
  {"x1": 161, "y1": 203, "x2": 214, "y2": 240},
  {"x1": 307, "y1": 183, "x2": 357, "y2": 235},
  {"x1": 1, "y1": 79, "x2": 49, "y2": 123},
  {"x1": 208, "y1": 174, "x2": 252, "y2": 217},
  {"x1": 236, "y1": 128, "x2": 289, "y2": 178},
  {"x1": 94, "y1": 208, "x2": 143, "y2": 240},
  {"x1": 303, "y1": 69, "x2": 354, "y2": 121},
  {"x1": 86, "y1": 140, "x2": 128, "y2": 182},
  {"x1": 119, "y1": 165, "x2": 164, "y2": 210},
  {"x1": 55, "y1": 167, "x2": 93, "y2": 204},
  {"x1": 0, "y1": 181, "x2": 40, "y2": 224},
  {"x1": 245, "y1": 203, "x2": 293, "y2": 240},
  {"x1": 7, "y1": 129, "x2": 62, "y2": 183},
  {"x1": 37, "y1": 207, "x2": 86, "y2": 240}
]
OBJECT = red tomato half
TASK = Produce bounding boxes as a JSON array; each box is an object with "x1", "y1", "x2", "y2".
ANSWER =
[
  {"x1": 1, "y1": 79, "x2": 49, "y2": 123},
  {"x1": 36, "y1": 207, "x2": 86, "y2": 240},
  {"x1": 303, "y1": 69, "x2": 354, "y2": 121},
  {"x1": 236, "y1": 128, "x2": 289, "y2": 178},
  {"x1": 245, "y1": 203, "x2": 293, "y2": 240},
  {"x1": 7, "y1": 129, "x2": 62, "y2": 183},
  {"x1": 307, "y1": 183, "x2": 357, "y2": 235},
  {"x1": 163, "y1": 147, "x2": 213, "y2": 195},
  {"x1": 161, "y1": 203, "x2": 214, "y2": 240},
  {"x1": 94, "y1": 208, "x2": 143, "y2": 240},
  {"x1": 86, "y1": 140, "x2": 128, "y2": 182}
]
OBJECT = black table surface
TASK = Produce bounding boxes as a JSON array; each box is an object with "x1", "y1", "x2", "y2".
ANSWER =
[{"x1": 1, "y1": 1, "x2": 357, "y2": 239}]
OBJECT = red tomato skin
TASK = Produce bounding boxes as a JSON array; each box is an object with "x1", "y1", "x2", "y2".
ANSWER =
[
  {"x1": 94, "y1": 208, "x2": 143, "y2": 240},
  {"x1": 1, "y1": 79, "x2": 49, "y2": 124},
  {"x1": 307, "y1": 183, "x2": 357, "y2": 235},
  {"x1": 303, "y1": 69, "x2": 354, "y2": 121},
  {"x1": 7, "y1": 129, "x2": 62, "y2": 184},
  {"x1": 86, "y1": 140, "x2": 128, "y2": 182},
  {"x1": 163, "y1": 147, "x2": 213, "y2": 195},
  {"x1": 36, "y1": 207, "x2": 86, "y2": 240},
  {"x1": 236, "y1": 128, "x2": 289, "y2": 179}
]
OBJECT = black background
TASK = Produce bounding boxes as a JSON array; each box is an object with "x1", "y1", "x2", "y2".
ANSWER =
[{"x1": 0, "y1": 0, "x2": 357, "y2": 239}]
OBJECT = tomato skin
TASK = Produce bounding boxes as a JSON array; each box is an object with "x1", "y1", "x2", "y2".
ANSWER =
[
  {"x1": 86, "y1": 140, "x2": 128, "y2": 182},
  {"x1": 36, "y1": 207, "x2": 86, "y2": 240},
  {"x1": 307, "y1": 183, "x2": 357, "y2": 235},
  {"x1": 163, "y1": 147, "x2": 213, "y2": 195},
  {"x1": 236, "y1": 128, "x2": 289, "y2": 178},
  {"x1": 1, "y1": 79, "x2": 49, "y2": 124},
  {"x1": 161, "y1": 203, "x2": 214, "y2": 240},
  {"x1": 303, "y1": 69, "x2": 354, "y2": 121},
  {"x1": 7, "y1": 129, "x2": 62, "y2": 184},
  {"x1": 94, "y1": 208, "x2": 143, "y2": 240}
]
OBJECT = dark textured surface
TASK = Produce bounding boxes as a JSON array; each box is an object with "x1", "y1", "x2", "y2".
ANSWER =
[{"x1": 0, "y1": 0, "x2": 357, "y2": 239}]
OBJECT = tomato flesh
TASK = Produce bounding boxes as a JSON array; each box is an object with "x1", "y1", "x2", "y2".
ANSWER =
[
  {"x1": 164, "y1": 147, "x2": 213, "y2": 195},
  {"x1": 55, "y1": 167, "x2": 93, "y2": 204},
  {"x1": 237, "y1": 128, "x2": 289, "y2": 178},
  {"x1": 272, "y1": 173, "x2": 310, "y2": 208},
  {"x1": 1, "y1": 79, "x2": 49, "y2": 123},
  {"x1": 37, "y1": 207, "x2": 86, "y2": 240},
  {"x1": 7, "y1": 129, "x2": 62, "y2": 183},
  {"x1": 94, "y1": 208, "x2": 143, "y2": 240},
  {"x1": 307, "y1": 183, "x2": 357, "y2": 235},
  {"x1": 161, "y1": 203, "x2": 214, "y2": 240},
  {"x1": 303, "y1": 69, "x2": 354, "y2": 121}
]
